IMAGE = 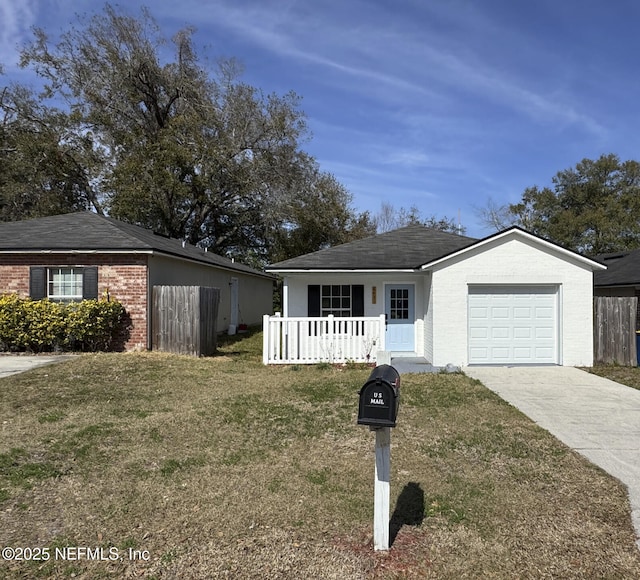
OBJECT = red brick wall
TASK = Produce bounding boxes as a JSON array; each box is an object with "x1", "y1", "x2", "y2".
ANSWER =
[{"x1": 0, "y1": 254, "x2": 149, "y2": 350}]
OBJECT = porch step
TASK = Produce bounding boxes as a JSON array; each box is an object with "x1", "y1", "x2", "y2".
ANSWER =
[{"x1": 390, "y1": 357, "x2": 439, "y2": 374}]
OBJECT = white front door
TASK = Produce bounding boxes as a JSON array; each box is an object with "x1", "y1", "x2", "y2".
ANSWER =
[{"x1": 385, "y1": 284, "x2": 415, "y2": 351}]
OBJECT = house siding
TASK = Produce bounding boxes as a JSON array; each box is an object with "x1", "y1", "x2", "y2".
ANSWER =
[
  {"x1": 148, "y1": 254, "x2": 274, "y2": 336},
  {"x1": 430, "y1": 235, "x2": 595, "y2": 367},
  {"x1": 424, "y1": 274, "x2": 434, "y2": 362},
  {"x1": 286, "y1": 274, "x2": 425, "y2": 315},
  {"x1": 284, "y1": 273, "x2": 427, "y2": 355},
  {"x1": 0, "y1": 254, "x2": 148, "y2": 350}
]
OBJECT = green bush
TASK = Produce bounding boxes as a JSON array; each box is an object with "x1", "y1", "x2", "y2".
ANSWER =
[
  {"x1": 0, "y1": 295, "x2": 126, "y2": 353},
  {"x1": 64, "y1": 300, "x2": 126, "y2": 351}
]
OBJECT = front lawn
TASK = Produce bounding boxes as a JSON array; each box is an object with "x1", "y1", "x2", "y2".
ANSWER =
[{"x1": 1, "y1": 332, "x2": 639, "y2": 578}]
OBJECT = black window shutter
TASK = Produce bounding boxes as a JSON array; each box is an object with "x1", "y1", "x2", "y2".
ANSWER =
[
  {"x1": 82, "y1": 267, "x2": 99, "y2": 299},
  {"x1": 308, "y1": 285, "x2": 320, "y2": 316},
  {"x1": 352, "y1": 285, "x2": 364, "y2": 316},
  {"x1": 30, "y1": 267, "x2": 46, "y2": 300}
]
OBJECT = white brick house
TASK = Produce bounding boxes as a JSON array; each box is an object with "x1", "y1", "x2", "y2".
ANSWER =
[{"x1": 265, "y1": 225, "x2": 605, "y2": 367}]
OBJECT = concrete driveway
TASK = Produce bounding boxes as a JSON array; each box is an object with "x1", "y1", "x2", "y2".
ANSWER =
[
  {"x1": 464, "y1": 365, "x2": 640, "y2": 550},
  {"x1": 0, "y1": 355, "x2": 75, "y2": 378}
]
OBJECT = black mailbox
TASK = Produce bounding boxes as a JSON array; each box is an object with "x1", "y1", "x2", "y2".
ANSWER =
[{"x1": 358, "y1": 364, "x2": 400, "y2": 428}]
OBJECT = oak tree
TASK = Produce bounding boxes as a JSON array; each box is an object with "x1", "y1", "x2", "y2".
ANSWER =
[
  {"x1": 8, "y1": 3, "x2": 370, "y2": 264},
  {"x1": 477, "y1": 154, "x2": 640, "y2": 254}
]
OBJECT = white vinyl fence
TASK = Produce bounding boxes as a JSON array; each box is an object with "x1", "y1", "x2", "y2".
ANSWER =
[{"x1": 263, "y1": 314, "x2": 386, "y2": 365}]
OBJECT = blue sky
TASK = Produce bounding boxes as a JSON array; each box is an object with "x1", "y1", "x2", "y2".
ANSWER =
[{"x1": 1, "y1": 0, "x2": 639, "y2": 238}]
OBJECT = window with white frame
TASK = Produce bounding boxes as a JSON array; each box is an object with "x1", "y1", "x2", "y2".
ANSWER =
[
  {"x1": 47, "y1": 268, "x2": 84, "y2": 301},
  {"x1": 30, "y1": 266, "x2": 98, "y2": 302}
]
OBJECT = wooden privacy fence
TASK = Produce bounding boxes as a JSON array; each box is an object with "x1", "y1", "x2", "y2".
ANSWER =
[
  {"x1": 593, "y1": 296, "x2": 638, "y2": 366},
  {"x1": 153, "y1": 286, "x2": 220, "y2": 357},
  {"x1": 263, "y1": 314, "x2": 386, "y2": 365}
]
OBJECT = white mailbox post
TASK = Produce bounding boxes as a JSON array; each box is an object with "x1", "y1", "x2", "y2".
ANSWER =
[
  {"x1": 373, "y1": 426, "x2": 391, "y2": 550},
  {"x1": 357, "y1": 364, "x2": 400, "y2": 552}
]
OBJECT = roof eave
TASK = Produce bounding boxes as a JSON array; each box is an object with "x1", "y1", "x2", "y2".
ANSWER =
[
  {"x1": 267, "y1": 268, "x2": 419, "y2": 274},
  {"x1": 0, "y1": 248, "x2": 275, "y2": 280},
  {"x1": 420, "y1": 227, "x2": 607, "y2": 271},
  {"x1": 0, "y1": 249, "x2": 153, "y2": 254}
]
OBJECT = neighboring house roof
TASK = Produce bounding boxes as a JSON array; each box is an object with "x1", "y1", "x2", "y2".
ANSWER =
[
  {"x1": 0, "y1": 212, "x2": 273, "y2": 279},
  {"x1": 593, "y1": 249, "x2": 640, "y2": 287},
  {"x1": 267, "y1": 225, "x2": 478, "y2": 271},
  {"x1": 267, "y1": 224, "x2": 605, "y2": 273}
]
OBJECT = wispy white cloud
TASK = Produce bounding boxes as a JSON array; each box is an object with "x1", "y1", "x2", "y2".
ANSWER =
[
  {"x1": 177, "y1": 0, "x2": 603, "y2": 133},
  {"x1": 0, "y1": 0, "x2": 37, "y2": 69}
]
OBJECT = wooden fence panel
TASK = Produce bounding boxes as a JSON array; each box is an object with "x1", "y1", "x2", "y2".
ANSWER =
[
  {"x1": 593, "y1": 296, "x2": 637, "y2": 366},
  {"x1": 152, "y1": 286, "x2": 220, "y2": 357}
]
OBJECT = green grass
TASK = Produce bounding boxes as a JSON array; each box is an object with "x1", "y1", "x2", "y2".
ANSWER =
[
  {"x1": 0, "y1": 330, "x2": 638, "y2": 578},
  {"x1": 0, "y1": 448, "x2": 61, "y2": 488}
]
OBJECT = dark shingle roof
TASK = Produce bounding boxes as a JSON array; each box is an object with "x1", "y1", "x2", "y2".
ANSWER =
[
  {"x1": 267, "y1": 225, "x2": 478, "y2": 271},
  {"x1": 0, "y1": 212, "x2": 273, "y2": 279},
  {"x1": 593, "y1": 250, "x2": 640, "y2": 286}
]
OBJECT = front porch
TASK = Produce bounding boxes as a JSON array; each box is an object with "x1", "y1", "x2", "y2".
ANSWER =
[
  {"x1": 263, "y1": 314, "x2": 387, "y2": 365},
  {"x1": 262, "y1": 314, "x2": 439, "y2": 369}
]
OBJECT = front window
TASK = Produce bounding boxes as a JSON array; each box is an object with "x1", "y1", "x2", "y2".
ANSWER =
[
  {"x1": 48, "y1": 268, "x2": 83, "y2": 301},
  {"x1": 321, "y1": 285, "x2": 352, "y2": 316}
]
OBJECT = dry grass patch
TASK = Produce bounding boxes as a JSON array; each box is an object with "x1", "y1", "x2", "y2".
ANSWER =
[
  {"x1": 586, "y1": 364, "x2": 640, "y2": 390},
  {"x1": 1, "y1": 331, "x2": 639, "y2": 578}
]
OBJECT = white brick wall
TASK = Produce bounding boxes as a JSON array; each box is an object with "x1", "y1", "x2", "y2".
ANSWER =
[{"x1": 430, "y1": 234, "x2": 596, "y2": 367}]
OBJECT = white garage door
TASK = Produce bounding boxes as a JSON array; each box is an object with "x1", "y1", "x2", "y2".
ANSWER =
[{"x1": 468, "y1": 285, "x2": 558, "y2": 364}]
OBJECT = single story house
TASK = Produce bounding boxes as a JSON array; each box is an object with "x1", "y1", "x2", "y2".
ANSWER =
[
  {"x1": 266, "y1": 225, "x2": 605, "y2": 367},
  {"x1": 0, "y1": 212, "x2": 275, "y2": 350}
]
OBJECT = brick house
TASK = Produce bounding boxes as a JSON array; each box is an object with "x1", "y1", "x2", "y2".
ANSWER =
[{"x1": 0, "y1": 212, "x2": 275, "y2": 350}]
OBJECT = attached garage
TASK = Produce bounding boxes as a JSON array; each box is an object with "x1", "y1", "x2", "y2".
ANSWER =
[
  {"x1": 468, "y1": 285, "x2": 558, "y2": 364},
  {"x1": 426, "y1": 228, "x2": 605, "y2": 367}
]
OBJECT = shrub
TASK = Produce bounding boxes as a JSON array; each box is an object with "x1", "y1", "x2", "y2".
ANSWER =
[
  {"x1": 64, "y1": 300, "x2": 126, "y2": 351},
  {"x1": 0, "y1": 295, "x2": 126, "y2": 353}
]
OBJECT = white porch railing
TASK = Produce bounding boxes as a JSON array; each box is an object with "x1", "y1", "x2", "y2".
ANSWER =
[{"x1": 263, "y1": 314, "x2": 386, "y2": 365}]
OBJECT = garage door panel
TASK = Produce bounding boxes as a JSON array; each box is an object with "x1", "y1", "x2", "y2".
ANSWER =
[
  {"x1": 490, "y1": 347, "x2": 511, "y2": 359},
  {"x1": 469, "y1": 328, "x2": 488, "y2": 339},
  {"x1": 491, "y1": 307, "x2": 509, "y2": 318},
  {"x1": 468, "y1": 285, "x2": 558, "y2": 364},
  {"x1": 513, "y1": 327, "x2": 532, "y2": 339},
  {"x1": 535, "y1": 327, "x2": 554, "y2": 339},
  {"x1": 535, "y1": 347, "x2": 554, "y2": 358},
  {"x1": 469, "y1": 307, "x2": 488, "y2": 320},
  {"x1": 491, "y1": 327, "x2": 509, "y2": 339},
  {"x1": 513, "y1": 347, "x2": 533, "y2": 360},
  {"x1": 513, "y1": 307, "x2": 532, "y2": 319},
  {"x1": 535, "y1": 306, "x2": 554, "y2": 318},
  {"x1": 469, "y1": 347, "x2": 489, "y2": 359}
]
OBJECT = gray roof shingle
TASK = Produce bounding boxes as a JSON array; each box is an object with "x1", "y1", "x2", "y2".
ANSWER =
[
  {"x1": 267, "y1": 225, "x2": 478, "y2": 270},
  {"x1": 0, "y1": 212, "x2": 273, "y2": 279},
  {"x1": 593, "y1": 250, "x2": 640, "y2": 287}
]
